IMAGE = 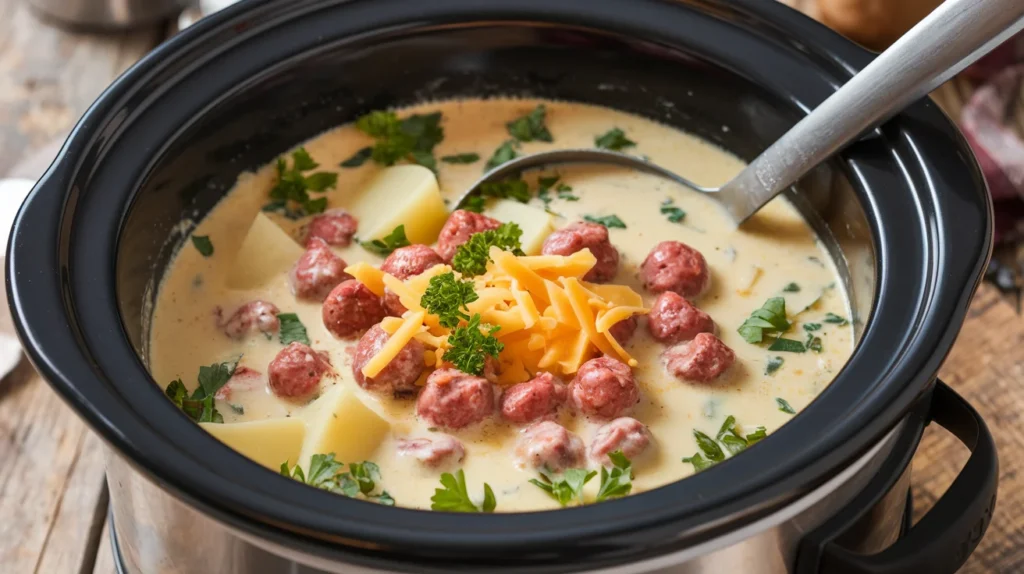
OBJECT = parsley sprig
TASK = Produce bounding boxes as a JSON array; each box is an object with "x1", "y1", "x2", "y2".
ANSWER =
[
  {"x1": 507, "y1": 105, "x2": 553, "y2": 143},
  {"x1": 165, "y1": 359, "x2": 239, "y2": 423},
  {"x1": 354, "y1": 110, "x2": 445, "y2": 171},
  {"x1": 277, "y1": 313, "x2": 310, "y2": 346},
  {"x1": 420, "y1": 272, "x2": 479, "y2": 329},
  {"x1": 737, "y1": 297, "x2": 791, "y2": 344},
  {"x1": 682, "y1": 417, "x2": 767, "y2": 473},
  {"x1": 360, "y1": 225, "x2": 411, "y2": 256},
  {"x1": 595, "y1": 451, "x2": 634, "y2": 502},
  {"x1": 191, "y1": 235, "x2": 213, "y2": 257},
  {"x1": 530, "y1": 468, "x2": 597, "y2": 507},
  {"x1": 451, "y1": 222, "x2": 524, "y2": 277},
  {"x1": 431, "y1": 469, "x2": 496, "y2": 512},
  {"x1": 443, "y1": 314, "x2": 504, "y2": 376},
  {"x1": 264, "y1": 148, "x2": 337, "y2": 218},
  {"x1": 280, "y1": 454, "x2": 395, "y2": 505},
  {"x1": 595, "y1": 128, "x2": 636, "y2": 151},
  {"x1": 584, "y1": 214, "x2": 627, "y2": 229}
]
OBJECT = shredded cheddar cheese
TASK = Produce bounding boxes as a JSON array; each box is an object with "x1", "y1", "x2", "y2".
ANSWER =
[{"x1": 365, "y1": 247, "x2": 648, "y2": 385}]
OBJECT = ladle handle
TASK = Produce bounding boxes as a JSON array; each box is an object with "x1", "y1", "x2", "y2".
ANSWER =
[{"x1": 720, "y1": 0, "x2": 1024, "y2": 223}]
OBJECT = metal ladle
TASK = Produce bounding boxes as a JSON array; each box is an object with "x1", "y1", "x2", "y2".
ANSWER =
[{"x1": 455, "y1": 0, "x2": 1024, "y2": 224}]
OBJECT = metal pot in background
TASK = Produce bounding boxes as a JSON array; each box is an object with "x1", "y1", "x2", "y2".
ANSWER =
[{"x1": 26, "y1": 0, "x2": 191, "y2": 30}]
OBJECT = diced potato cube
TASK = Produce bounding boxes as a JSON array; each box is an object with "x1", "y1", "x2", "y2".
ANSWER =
[
  {"x1": 226, "y1": 212, "x2": 304, "y2": 289},
  {"x1": 485, "y1": 199, "x2": 555, "y2": 255},
  {"x1": 298, "y1": 385, "x2": 390, "y2": 467},
  {"x1": 349, "y1": 165, "x2": 449, "y2": 245},
  {"x1": 200, "y1": 418, "x2": 305, "y2": 470}
]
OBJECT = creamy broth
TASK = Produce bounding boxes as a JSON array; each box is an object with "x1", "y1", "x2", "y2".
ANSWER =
[{"x1": 149, "y1": 98, "x2": 853, "y2": 511}]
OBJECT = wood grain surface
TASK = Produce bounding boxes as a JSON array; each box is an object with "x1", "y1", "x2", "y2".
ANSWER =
[{"x1": 0, "y1": 1, "x2": 1022, "y2": 573}]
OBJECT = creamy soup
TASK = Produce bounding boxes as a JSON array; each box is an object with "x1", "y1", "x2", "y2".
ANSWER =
[{"x1": 149, "y1": 98, "x2": 853, "y2": 512}]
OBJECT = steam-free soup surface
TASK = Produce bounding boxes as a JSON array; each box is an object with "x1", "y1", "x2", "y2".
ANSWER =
[{"x1": 149, "y1": 98, "x2": 853, "y2": 511}]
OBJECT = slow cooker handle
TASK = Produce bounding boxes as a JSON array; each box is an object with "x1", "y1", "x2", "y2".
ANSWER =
[{"x1": 796, "y1": 380, "x2": 998, "y2": 574}]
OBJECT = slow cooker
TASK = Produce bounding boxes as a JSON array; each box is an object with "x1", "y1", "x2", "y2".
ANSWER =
[{"x1": 6, "y1": 0, "x2": 998, "y2": 572}]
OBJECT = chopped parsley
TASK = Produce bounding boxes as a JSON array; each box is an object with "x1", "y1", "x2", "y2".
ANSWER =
[
  {"x1": 479, "y1": 179, "x2": 530, "y2": 203},
  {"x1": 776, "y1": 398, "x2": 797, "y2": 415},
  {"x1": 164, "y1": 359, "x2": 239, "y2": 424},
  {"x1": 228, "y1": 403, "x2": 245, "y2": 415},
  {"x1": 507, "y1": 104, "x2": 553, "y2": 143},
  {"x1": 594, "y1": 127, "x2": 636, "y2": 151},
  {"x1": 803, "y1": 323, "x2": 822, "y2": 332},
  {"x1": 451, "y1": 222, "x2": 524, "y2": 277},
  {"x1": 660, "y1": 198, "x2": 686, "y2": 223},
  {"x1": 265, "y1": 148, "x2": 337, "y2": 217},
  {"x1": 441, "y1": 153, "x2": 481, "y2": 164},
  {"x1": 355, "y1": 110, "x2": 444, "y2": 170},
  {"x1": 683, "y1": 417, "x2": 768, "y2": 472},
  {"x1": 583, "y1": 214, "x2": 627, "y2": 229},
  {"x1": 682, "y1": 453, "x2": 713, "y2": 472},
  {"x1": 442, "y1": 314, "x2": 504, "y2": 376},
  {"x1": 824, "y1": 312, "x2": 849, "y2": 325},
  {"x1": 280, "y1": 454, "x2": 394, "y2": 505},
  {"x1": 805, "y1": 332, "x2": 823, "y2": 353},
  {"x1": 278, "y1": 313, "x2": 310, "y2": 346},
  {"x1": 765, "y1": 356, "x2": 784, "y2": 375},
  {"x1": 485, "y1": 140, "x2": 519, "y2": 171},
  {"x1": 556, "y1": 183, "x2": 578, "y2": 201},
  {"x1": 768, "y1": 337, "x2": 806, "y2": 353},
  {"x1": 529, "y1": 467, "x2": 596, "y2": 507},
  {"x1": 191, "y1": 235, "x2": 213, "y2": 257},
  {"x1": 737, "y1": 297, "x2": 791, "y2": 344},
  {"x1": 595, "y1": 451, "x2": 634, "y2": 502},
  {"x1": 431, "y1": 469, "x2": 496, "y2": 512},
  {"x1": 536, "y1": 175, "x2": 561, "y2": 205},
  {"x1": 420, "y1": 272, "x2": 478, "y2": 329},
  {"x1": 339, "y1": 146, "x2": 373, "y2": 168},
  {"x1": 782, "y1": 282, "x2": 800, "y2": 292},
  {"x1": 462, "y1": 195, "x2": 486, "y2": 213},
  {"x1": 359, "y1": 225, "x2": 411, "y2": 256}
]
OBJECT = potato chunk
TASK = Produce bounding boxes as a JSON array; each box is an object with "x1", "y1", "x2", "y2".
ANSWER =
[
  {"x1": 226, "y1": 212, "x2": 304, "y2": 289},
  {"x1": 200, "y1": 418, "x2": 305, "y2": 470},
  {"x1": 349, "y1": 165, "x2": 448, "y2": 245},
  {"x1": 298, "y1": 385, "x2": 390, "y2": 467},
  {"x1": 484, "y1": 198, "x2": 555, "y2": 255}
]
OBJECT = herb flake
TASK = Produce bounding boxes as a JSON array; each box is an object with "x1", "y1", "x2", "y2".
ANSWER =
[
  {"x1": 339, "y1": 146, "x2": 373, "y2": 168},
  {"x1": 268, "y1": 148, "x2": 337, "y2": 217},
  {"x1": 485, "y1": 140, "x2": 519, "y2": 171},
  {"x1": 595, "y1": 128, "x2": 636, "y2": 151},
  {"x1": 824, "y1": 312, "x2": 849, "y2": 325},
  {"x1": 660, "y1": 198, "x2": 686, "y2": 223},
  {"x1": 738, "y1": 297, "x2": 791, "y2": 344},
  {"x1": 583, "y1": 214, "x2": 627, "y2": 229},
  {"x1": 768, "y1": 337, "x2": 806, "y2": 353},
  {"x1": 777, "y1": 398, "x2": 797, "y2": 415},
  {"x1": 783, "y1": 282, "x2": 800, "y2": 292},
  {"x1": 431, "y1": 469, "x2": 496, "y2": 512},
  {"x1": 360, "y1": 225, "x2": 411, "y2": 256},
  {"x1": 191, "y1": 235, "x2": 213, "y2": 257},
  {"x1": 765, "y1": 356, "x2": 784, "y2": 375},
  {"x1": 507, "y1": 105, "x2": 553, "y2": 143},
  {"x1": 441, "y1": 153, "x2": 481, "y2": 164},
  {"x1": 595, "y1": 451, "x2": 634, "y2": 502},
  {"x1": 278, "y1": 313, "x2": 310, "y2": 346}
]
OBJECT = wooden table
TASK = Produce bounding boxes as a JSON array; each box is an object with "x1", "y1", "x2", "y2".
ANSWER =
[{"x1": 1, "y1": 1, "x2": 1022, "y2": 573}]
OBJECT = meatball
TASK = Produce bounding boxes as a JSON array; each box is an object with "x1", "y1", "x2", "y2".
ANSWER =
[
  {"x1": 435, "y1": 210, "x2": 501, "y2": 263},
  {"x1": 352, "y1": 325, "x2": 425, "y2": 397},
  {"x1": 664, "y1": 332, "x2": 735, "y2": 383},
  {"x1": 289, "y1": 237, "x2": 352, "y2": 301},
  {"x1": 214, "y1": 366, "x2": 263, "y2": 401},
  {"x1": 514, "y1": 421, "x2": 585, "y2": 472},
  {"x1": 219, "y1": 300, "x2": 279, "y2": 339},
  {"x1": 541, "y1": 222, "x2": 620, "y2": 283},
  {"x1": 640, "y1": 240, "x2": 710, "y2": 298},
  {"x1": 306, "y1": 209, "x2": 358, "y2": 247},
  {"x1": 397, "y1": 435, "x2": 465, "y2": 467},
  {"x1": 267, "y1": 342, "x2": 332, "y2": 398},
  {"x1": 416, "y1": 369, "x2": 496, "y2": 429},
  {"x1": 647, "y1": 291, "x2": 715, "y2": 344},
  {"x1": 499, "y1": 372, "x2": 567, "y2": 424},
  {"x1": 322, "y1": 280, "x2": 386, "y2": 339},
  {"x1": 608, "y1": 315, "x2": 639, "y2": 345},
  {"x1": 570, "y1": 356, "x2": 640, "y2": 419},
  {"x1": 380, "y1": 244, "x2": 444, "y2": 316},
  {"x1": 589, "y1": 417, "x2": 653, "y2": 466}
]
